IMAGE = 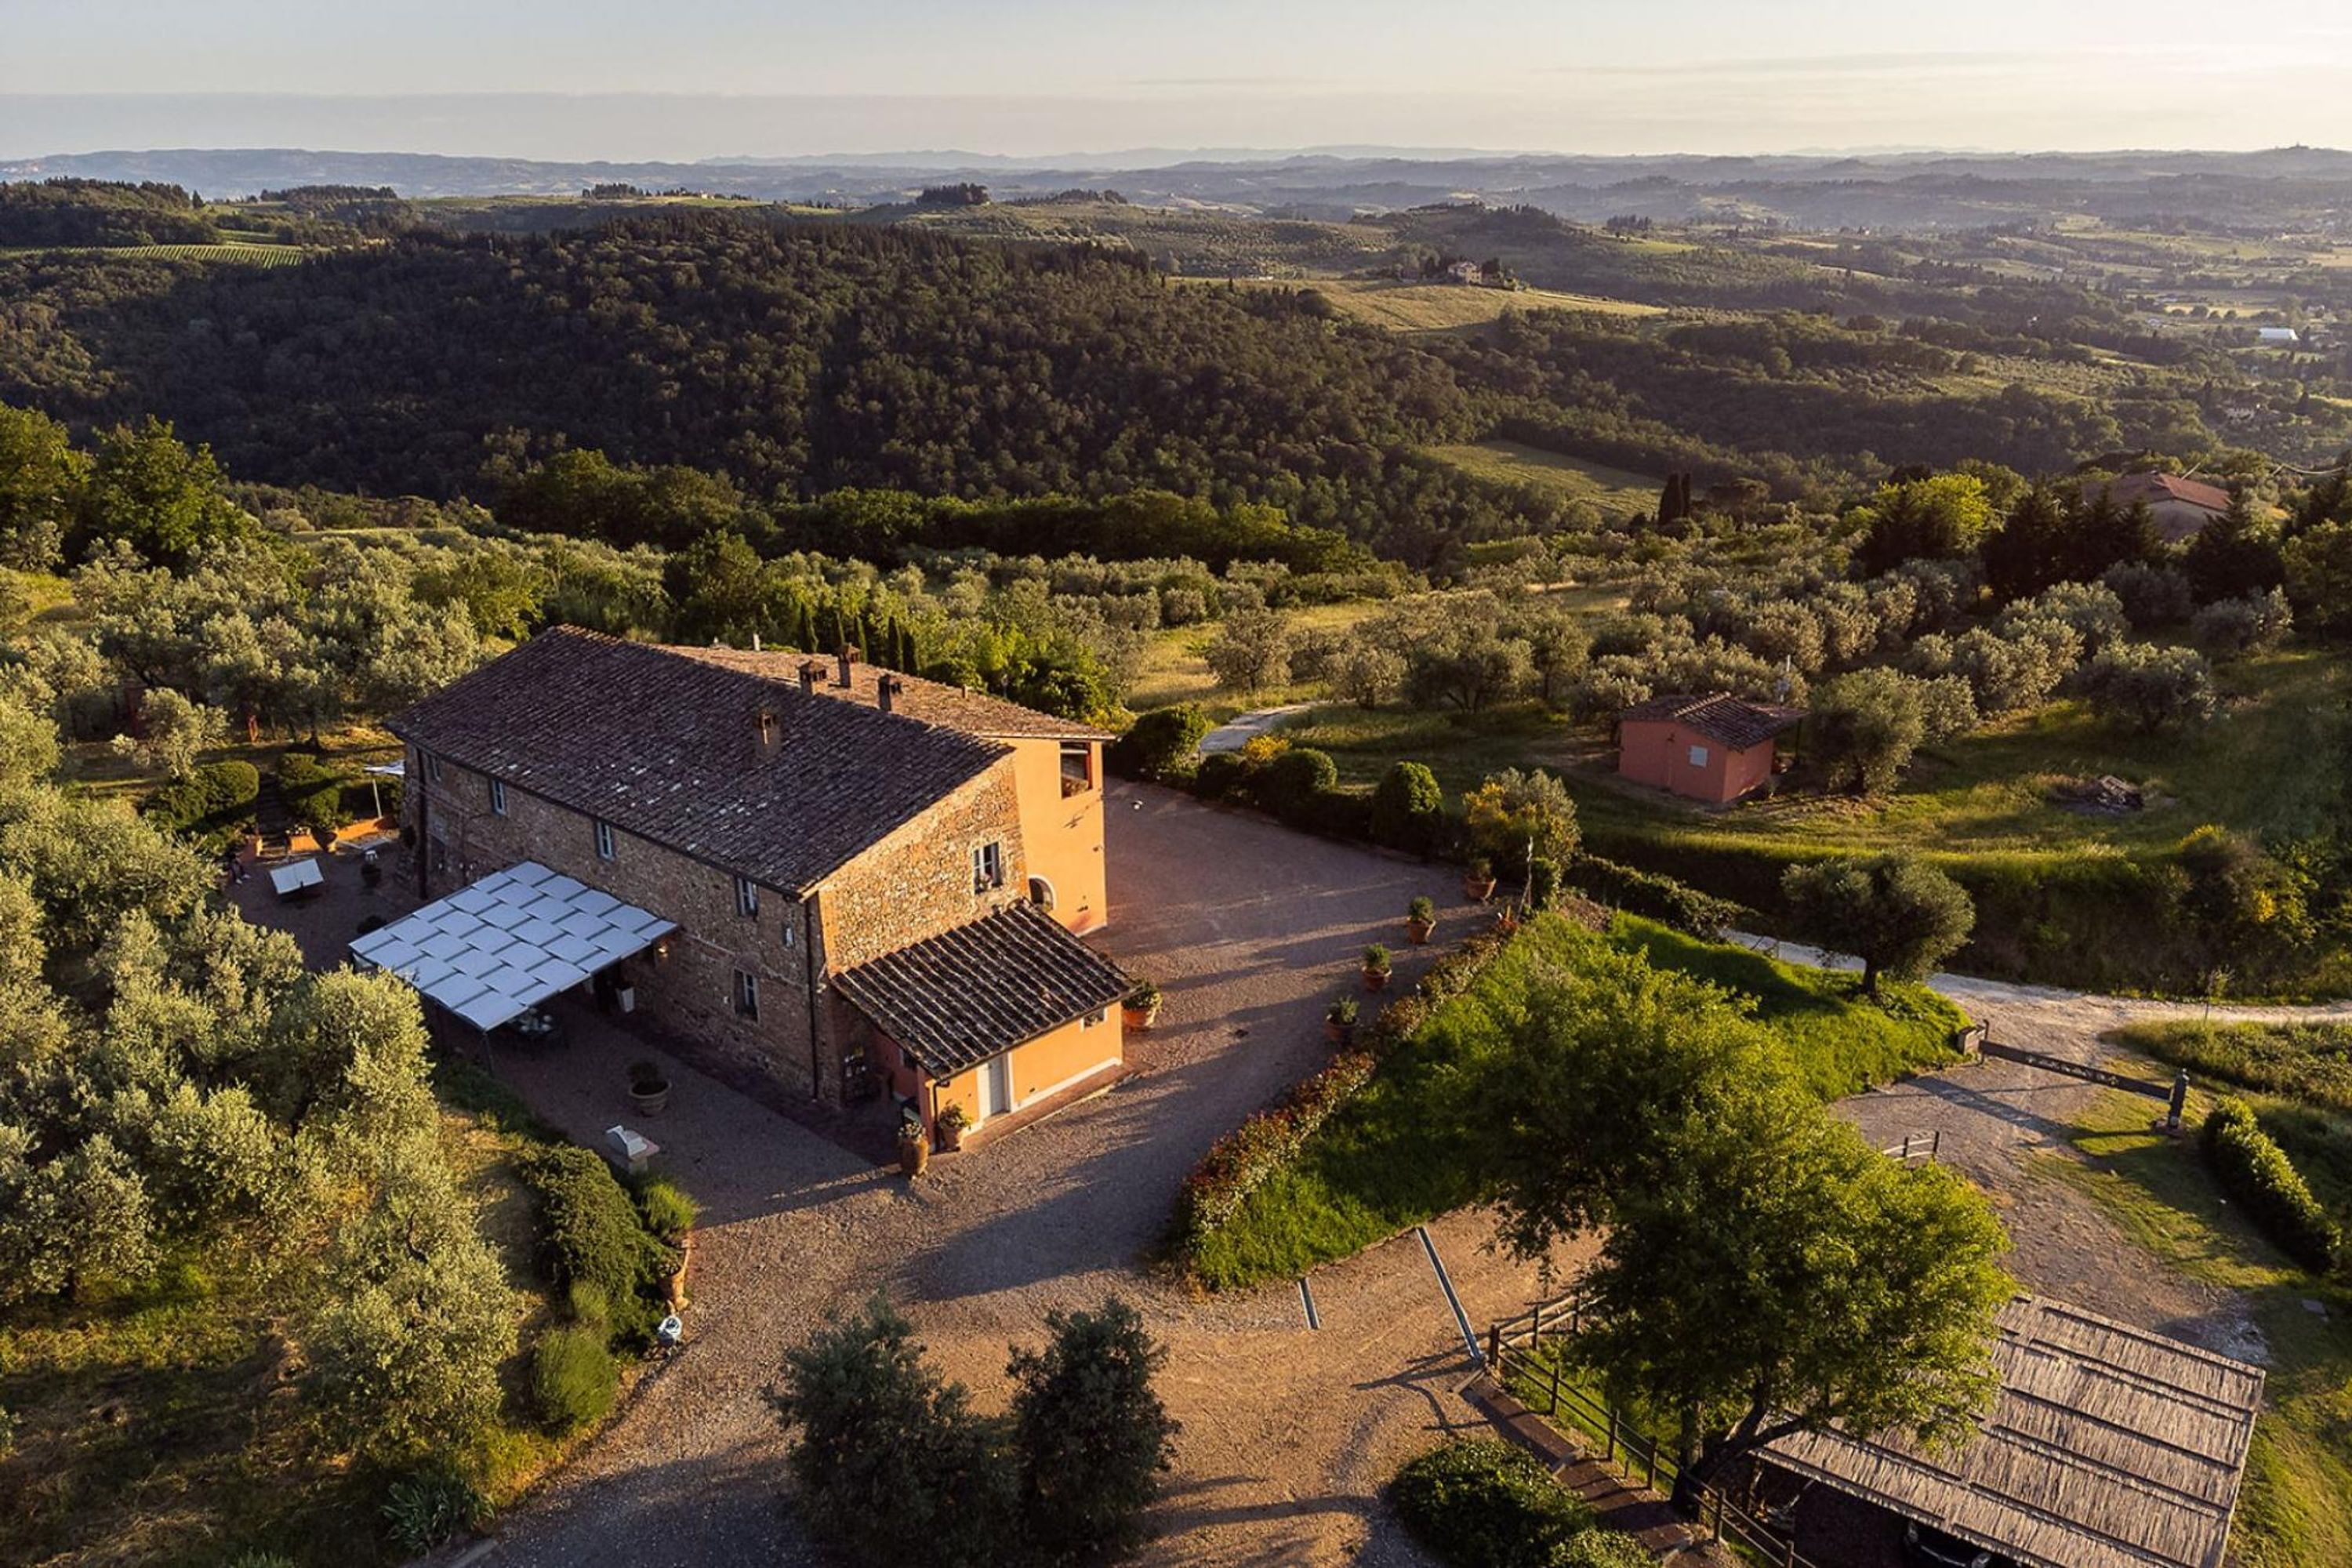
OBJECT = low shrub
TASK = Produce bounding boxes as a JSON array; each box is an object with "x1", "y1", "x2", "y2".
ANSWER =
[
  {"x1": 1192, "y1": 750, "x2": 1251, "y2": 801},
  {"x1": 1258, "y1": 746, "x2": 1338, "y2": 825},
  {"x1": 1370, "y1": 760, "x2": 1446, "y2": 855},
  {"x1": 276, "y1": 749, "x2": 352, "y2": 833},
  {"x1": 140, "y1": 759, "x2": 260, "y2": 851},
  {"x1": 1566, "y1": 853, "x2": 1744, "y2": 940},
  {"x1": 531, "y1": 1323, "x2": 619, "y2": 1434},
  {"x1": 632, "y1": 1173, "x2": 701, "y2": 1244},
  {"x1": 1558, "y1": 1530, "x2": 1653, "y2": 1568},
  {"x1": 2202, "y1": 1099, "x2": 2340, "y2": 1272},
  {"x1": 380, "y1": 1469, "x2": 491, "y2": 1555},
  {"x1": 1109, "y1": 704, "x2": 1208, "y2": 782},
  {"x1": 519, "y1": 1145, "x2": 675, "y2": 1342},
  {"x1": 1389, "y1": 1439, "x2": 1591, "y2": 1568}
]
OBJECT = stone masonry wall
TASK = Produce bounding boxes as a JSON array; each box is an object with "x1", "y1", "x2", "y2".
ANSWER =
[
  {"x1": 816, "y1": 755, "x2": 1029, "y2": 974},
  {"x1": 408, "y1": 747, "x2": 824, "y2": 1098}
]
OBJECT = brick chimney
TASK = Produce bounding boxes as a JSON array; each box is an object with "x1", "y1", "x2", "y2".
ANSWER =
[
  {"x1": 798, "y1": 660, "x2": 822, "y2": 695},
  {"x1": 837, "y1": 645, "x2": 858, "y2": 688},
  {"x1": 877, "y1": 675, "x2": 903, "y2": 715}
]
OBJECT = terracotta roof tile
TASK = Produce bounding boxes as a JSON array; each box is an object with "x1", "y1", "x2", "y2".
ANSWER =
[
  {"x1": 832, "y1": 902, "x2": 1131, "y2": 1075},
  {"x1": 667, "y1": 645, "x2": 1113, "y2": 742},
  {"x1": 2082, "y1": 471, "x2": 2231, "y2": 514},
  {"x1": 1618, "y1": 691, "x2": 1806, "y2": 751},
  {"x1": 388, "y1": 628, "x2": 1007, "y2": 893}
]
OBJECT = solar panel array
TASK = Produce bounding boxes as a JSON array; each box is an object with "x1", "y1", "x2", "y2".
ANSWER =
[{"x1": 349, "y1": 861, "x2": 677, "y2": 1031}]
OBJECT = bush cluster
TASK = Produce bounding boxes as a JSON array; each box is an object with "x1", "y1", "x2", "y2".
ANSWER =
[
  {"x1": 1169, "y1": 1051, "x2": 1376, "y2": 1265},
  {"x1": 276, "y1": 749, "x2": 353, "y2": 833},
  {"x1": 2201, "y1": 1099, "x2": 2340, "y2": 1273},
  {"x1": 1388, "y1": 1439, "x2": 1592, "y2": 1568},
  {"x1": 140, "y1": 758, "x2": 260, "y2": 851},
  {"x1": 530, "y1": 1323, "x2": 619, "y2": 1434},
  {"x1": 1105, "y1": 703, "x2": 1207, "y2": 783},
  {"x1": 519, "y1": 1144, "x2": 678, "y2": 1343}
]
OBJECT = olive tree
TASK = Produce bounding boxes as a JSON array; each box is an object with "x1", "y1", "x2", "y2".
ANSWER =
[
  {"x1": 1008, "y1": 1297, "x2": 1179, "y2": 1563},
  {"x1": 1780, "y1": 855, "x2": 1975, "y2": 996},
  {"x1": 1808, "y1": 669, "x2": 1926, "y2": 795},
  {"x1": 1203, "y1": 608, "x2": 1292, "y2": 693}
]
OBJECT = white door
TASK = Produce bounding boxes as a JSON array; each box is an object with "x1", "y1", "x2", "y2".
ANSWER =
[{"x1": 979, "y1": 1054, "x2": 1011, "y2": 1120}]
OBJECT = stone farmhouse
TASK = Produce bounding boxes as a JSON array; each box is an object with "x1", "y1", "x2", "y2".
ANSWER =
[
  {"x1": 2079, "y1": 471, "x2": 2232, "y2": 544},
  {"x1": 385, "y1": 627, "x2": 1130, "y2": 1146}
]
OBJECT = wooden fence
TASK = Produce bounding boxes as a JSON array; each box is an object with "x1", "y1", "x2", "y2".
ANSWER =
[{"x1": 1488, "y1": 1294, "x2": 1828, "y2": 1568}]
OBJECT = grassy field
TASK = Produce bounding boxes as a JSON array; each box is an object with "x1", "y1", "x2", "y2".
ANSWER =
[
  {"x1": 2110, "y1": 1021, "x2": 2352, "y2": 1117},
  {"x1": 1299, "y1": 278, "x2": 1662, "y2": 332},
  {"x1": 1187, "y1": 914, "x2": 1962, "y2": 1290},
  {"x1": 0, "y1": 241, "x2": 309, "y2": 266},
  {"x1": 1420, "y1": 440, "x2": 1663, "y2": 519},
  {"x1": 2031, "y1": 1086, "x2": 2352, "y2": 1568}
]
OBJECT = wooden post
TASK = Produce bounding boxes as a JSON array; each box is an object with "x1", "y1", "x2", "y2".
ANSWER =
[
  {"x1": 1549, "y1": 1359, "x2": 1563, "y2": 1415},
  {"x1": 1606, "y1": 1406, "x2": 1619, "y2": 1464},
  {"x1": 1644, "y1": 1441, "x2": 1657, "y2": 1491},
  {"x1": 1711, "y1": 1489, "x2": 1726, "y2": 1542},
  {"x1": 1531, "y1": 1299, "x2": 1544, "y2": 1344},
  {"x1": 1486, "y1": 1326, "x2": 1501, "y2": 1369},
  {"x1": 2168, "y1": 1069, "x2": 2190, "y2": 1132}
]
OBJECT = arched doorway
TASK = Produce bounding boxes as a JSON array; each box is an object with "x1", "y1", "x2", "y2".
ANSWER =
[{"x1": 1027, "y1": 874, "x2": 1056, "y2": 912}]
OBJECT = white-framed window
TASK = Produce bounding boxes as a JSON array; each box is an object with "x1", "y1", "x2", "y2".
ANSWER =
[
  {"x1": 735, "y1": 876, "x2": 760, "y2": 917},
  {"x1": 593, "y1": 819, "x2": 616, "y2": 861},
  {"x1": 1058, "y1": 740, "x2": 1093, "y2": 795},
  {"x1": 780, "y1": 920, "x2": 795, "y2": 950},
  {"x1": 1688, "y1": 745, "x2": 1710, "y2": 768},
  {"x1": 733, "y1": 969, "x2": 760, "y2": 1019},
  {"x1": 489, "y1": 778, "x2": 507, "y2": 816},
  {"x1": 971, "y1": 841, "x2": 1004, "y2": 895},
  {"x1": 1081, "y1": 1007, "x2": 1106, "y2": 1029},
  {"x1": 422, "y1": 749, "x2": 443, "y2": 784}
]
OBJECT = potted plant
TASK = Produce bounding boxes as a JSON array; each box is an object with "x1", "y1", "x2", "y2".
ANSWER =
[
  {"x1": 1494, "y1": 902, "x2": 1523, "y2": 935},
  {"x1": 1123, "y1": 979, "x2": 1163, "y2": 1031},
  {"x1": 1361, "y1": 944, "x2": 1392, "y2": 993},
  {"x1": 1463, "y1": 857, "x2": 1497, "y2": 902},
  {"x1": 897, "y1": 1118, "x2": 930, "y2": 1177},
  {"x1": 628, "y1": 1059, "x2": 670, "y2": 1116},
  {"x1": 937, "y1": 1102, "x2": 972, "y2": 1153},
  {"x1": 1324, "y1": 994, "x2": 1359, "y2": 1047},
  {"x1": 1405, "y1": 895, "x2": 1436, "y2": 945}
]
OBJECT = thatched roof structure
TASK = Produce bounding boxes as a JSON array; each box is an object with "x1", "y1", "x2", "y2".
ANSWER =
[{"x1": 1764, "y1": 1295, "x2": 2263, "y2": 1568}]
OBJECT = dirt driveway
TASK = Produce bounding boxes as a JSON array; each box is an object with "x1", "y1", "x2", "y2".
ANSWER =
[{"x1": 246, "y1": 786, "x2": 1563, "y2": 1568}]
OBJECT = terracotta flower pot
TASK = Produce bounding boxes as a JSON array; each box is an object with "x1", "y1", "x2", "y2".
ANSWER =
[
  {"x1": 938, "y1": 1120, "x2": 967, "y2": 1153},
  {"x1": 1123, "y1": 1002, "x2": 1160, "y2": 1031},
  {"x1": 898, "y1": 1134, "x2": 929, "y2": 1177},
  {"x1": 1406, "y1": 917, "x2": 1435, "y2": 946},
  {"x1": 630, "y1": 1082, "x2": 670, "y2": 1116},
  {"x1": 1362, "y1": 966, "x2": 1390, "y2": 993},
  {"x1": 1324, "y1": 1020, "x2": 1356, "y2": 1048},
  {"x1": 1464, "y1": 876, "x2": 1497, "y2": 902}
]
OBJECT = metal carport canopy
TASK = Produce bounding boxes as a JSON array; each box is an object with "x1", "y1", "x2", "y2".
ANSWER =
[{"x1": 348, "y1": 860, "x2": 677, "y2": 1032}]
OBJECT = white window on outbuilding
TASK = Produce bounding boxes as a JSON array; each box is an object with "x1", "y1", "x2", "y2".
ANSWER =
[
  {"x1": 489, "y1": 778, "x2": 507, "y2": 816},
  {"x1": 593, "y1": 819, "x2": 616, "y2": 861},
  {"x1": 735, "y1": 876, "x2": 760, "y2": 917},
  {"x1": 1688, "y1": 745, "x2": 1710, "y2": 768}
]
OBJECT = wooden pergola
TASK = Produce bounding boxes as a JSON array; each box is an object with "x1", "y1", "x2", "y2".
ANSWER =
[{"x1": 1762, "y1": 1294, "x2": 2263, "y2": 1568}]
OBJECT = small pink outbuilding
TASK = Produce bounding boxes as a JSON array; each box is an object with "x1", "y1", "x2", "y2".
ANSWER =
[{"x1": 1616, "y1": 692, "x2": 1803, "y2": 804}]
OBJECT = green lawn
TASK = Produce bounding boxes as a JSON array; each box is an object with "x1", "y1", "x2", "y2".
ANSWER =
[
  {"x1": 1186, "y1": 913, "x2": 1962, "y2": 1290},
  {"x1": 2030, "y1": 1087, "x2": 2352, "y2": 1568},
  {"x1": 2110, "y1": 1020, "x2": 2352, "y2": 1118}
]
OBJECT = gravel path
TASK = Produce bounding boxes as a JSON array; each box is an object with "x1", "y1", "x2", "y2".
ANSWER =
[{"x1": 1195, "y1": 702, "x2": 1316, "y2": 755}]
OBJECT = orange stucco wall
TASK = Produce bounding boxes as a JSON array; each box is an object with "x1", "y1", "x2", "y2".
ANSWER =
[
  {"x1": 1007, "y1": 736, "x2": 1107, "y2": 933},
  {"x1": 923, "y1": 1005, "x2": 1123, "y2": 1129},
  {"x1": 1617, "y1": 720, "x2": 1776, "y2": 804}
]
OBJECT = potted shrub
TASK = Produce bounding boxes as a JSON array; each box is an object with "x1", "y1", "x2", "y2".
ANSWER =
[
  {"x1": 1324, "y1": 994, "x2": 1359, "y2": 1047},
  {"x1": 1405, "y1": 895, "x2": 1436, "y2": 945},
  {"x1": 897, "y1": 1118, "x2": 930, "y2": 1177},
  {"x1": 1123, "y1": 979, "x2": 1163, "y2": 1031},
  {"x1": 1362, "y1": 944, "x2": 1393, "y2": 993},
  {"x1": 937, "y1": 1102, "x2": 972, "y2": 1153},
  {"x1": 1463, "y1": 857, "x2": 1497, "y2": 902},
  {"x1": 1494, "y1": 902, "x2": 1523, "y2": 935},
  {"x1": 628, "y1": 1059, "x2": 670, "y2": 1116}
]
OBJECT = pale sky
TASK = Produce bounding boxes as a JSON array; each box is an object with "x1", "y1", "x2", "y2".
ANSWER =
[{"x1": 5, "y1": 0, "x2": 2350, "y2": 159}]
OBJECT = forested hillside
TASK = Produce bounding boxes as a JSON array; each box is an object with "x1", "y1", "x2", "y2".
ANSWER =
[{"x1": 0, "y1": 216, "x2": 1559, "y2": 559}]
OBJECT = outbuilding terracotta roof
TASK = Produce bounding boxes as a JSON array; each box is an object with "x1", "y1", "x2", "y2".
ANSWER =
[
  {"x1": 2082, "y1": 471, "x2": 2231, "y2": 515},
  {"x1": 389, "y1": 628, "x2": 1008, "y2": 895},
  {"x1": 667, "y1": 645, "x2": 1113, "y2": 742},
  {"x1": 832, "y1": 902, "x2": 1131, "y2": 1076},
  {"x1": 1617, "y1": 692, "x2": 1805, "y2": 751}
]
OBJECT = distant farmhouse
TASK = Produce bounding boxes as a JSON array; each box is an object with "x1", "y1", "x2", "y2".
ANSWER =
[
  {"x1": 1616, "y1": 692, "x2": 1803, "y2": 804},
  {"x1": 2078, "y1": 472, "x2": 2232, "y2": 545},
  {"x1": 2256, "y1": 325, "x2": 2300, "y2": 345},
  {"x1": 368, "y1": 630, "x2": 1127, "y2": 1150},
  {"x1": 1446, "y1": 259, "x2": 1484, "y2": 285}
]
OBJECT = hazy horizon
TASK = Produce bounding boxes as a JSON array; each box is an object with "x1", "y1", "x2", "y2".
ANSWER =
[{"x1": 7, "y1": 1, "x2": 2352, "y2": 163}]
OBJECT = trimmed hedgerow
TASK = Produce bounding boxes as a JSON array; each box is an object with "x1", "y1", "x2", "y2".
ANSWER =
[
  {"x1": 1389, "y1": 1439, "x2": 1592, "y2": 1568},
  {"x1": 1566, "y1": 852, "x2": 1744, "y2": 940},
  {"x1": 1170, "y1": 1050, "x2": 1376, "y2": 1266},
  {"x1": 276, "y1": 750, "x2": 352, "y2": 833},
  {"x1": 141, "y1": 759, "x2": 260, "y2": 851},
  {"x1": 2202, "y1": 1098, "x2": 2340, "y2": 1273}
]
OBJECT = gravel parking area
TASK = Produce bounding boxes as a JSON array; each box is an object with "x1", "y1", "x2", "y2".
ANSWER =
[{"x1": 245, "y1": 789, "x2": 1570, "y2": 1567}]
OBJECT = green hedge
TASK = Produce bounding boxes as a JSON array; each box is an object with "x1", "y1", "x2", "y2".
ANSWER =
[
  {"x1": 518, "y1": 1145, "x2": 678, "y2": 1343},
  {"x1": 142, "y1": 760, "x2": 260, "y2": 851},
  {"x1": 1389, "y1": 1439, "x2": 1592, "y2": 1568},
  {"x1": 1108, "y1": 705, "x2": 1207, "y2": 783},
  {"x1": 1566, "y1": 853, "x2": 1744, "y2": 940},
  {"x1": 2202, "y1": 1099, "x2": 2341, "y2": 1273},
  {"x1": 277, "y1": 750, "x2": 352, "y2": 833}
]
